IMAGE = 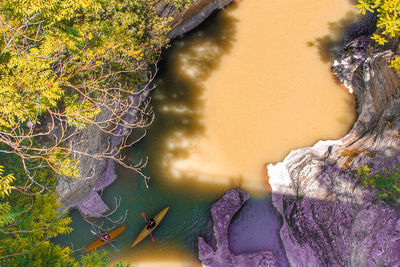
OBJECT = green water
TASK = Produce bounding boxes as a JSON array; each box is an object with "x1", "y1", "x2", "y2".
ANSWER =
[
  {"x1": 55, "y1": 7, "x2": 244, "y2": 263},
  {"x1": 54, "y1": 1, "x2": 358, "y2": 265},
  {"x1": 55, "y1": 6, "x2": 289, "y2": 265}
]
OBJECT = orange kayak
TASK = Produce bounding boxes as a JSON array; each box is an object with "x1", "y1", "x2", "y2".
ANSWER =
[
  {"x1": 131, "y1": 206, "x2": 169, "y2": 247},
  {"x1": 85, "y1": 225, "x2": 126, "y2": 252}
]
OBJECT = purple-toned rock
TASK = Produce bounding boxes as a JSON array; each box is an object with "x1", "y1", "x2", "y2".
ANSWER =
[
  {"x1": 198, "y1": 189, "x2": 278, "y2": 267},
  {"x1": 228, "y1": 197, "x2": 288, "y2": 266},
  {"x1": 268, "y1": 34, "x2": 400, "y2": 266}
]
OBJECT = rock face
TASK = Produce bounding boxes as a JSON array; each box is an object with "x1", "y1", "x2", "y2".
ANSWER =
[
  {"x1": 268, "y1": 35, "x2": 400, "y2": 266},
  {"x1": 56, "y1": 97, "x2": 144, "y2": 216},
  {"x1": 155, "y1": 0, "x2": 234, "y2": 40},
  {"x1": 198, "y1": 189, "x2": 278, "y2": 267},
  {"x1": 56, "y1": 0, "x2": 233, "y2": 217}
]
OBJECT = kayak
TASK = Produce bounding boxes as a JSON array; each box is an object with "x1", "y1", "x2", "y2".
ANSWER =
[
  {"x1": 131, "y1": 206, "x2": 169, "y2": 248},
  {"x1": 85, "y1": 225, "x2": 126, "y2": 252}
]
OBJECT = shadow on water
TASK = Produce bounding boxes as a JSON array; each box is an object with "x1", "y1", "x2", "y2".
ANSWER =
[
  {"x1": 307, "y1": 9, "x2": 376, "y2": 63},
  {"x1": 55, "y1": 4, "x2": 244, "y2": 265},
  {"x1": 144, "y1": 5, "x2": 238, "y2": 179},
  {"x1": 307, "y1": 11, "x2": 359, "y2": 63},
  {"x1": 108, "y1": 5, "x2": 240, "y2": 262}
]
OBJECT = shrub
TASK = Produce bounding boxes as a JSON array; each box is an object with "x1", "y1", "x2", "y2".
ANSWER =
[{"x1": 356, "y1": 165, "x2": 400, "y2": 202}]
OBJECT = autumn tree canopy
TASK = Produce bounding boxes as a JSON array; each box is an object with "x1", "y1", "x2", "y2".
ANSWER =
[
  {"x1": 0, "y1": 0, "x2": 185, "y2": 264},
  {"x1": 0, "y1": 0, "x2": 173, "y2": 194},
  {"x1": 354, "y1": 0, "x2": 400, "y2": 44},
  {"x1": 354, "y1": 0, "x2": 400, "y2": 74}
]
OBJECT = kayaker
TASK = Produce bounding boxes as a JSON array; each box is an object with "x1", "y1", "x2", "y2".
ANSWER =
[
  {"x1": 102, "y1": 234, "x2": 110, "y2": 241},
  {"x1": 146, "y1": 218, "x2": 156, "y2": 230}
]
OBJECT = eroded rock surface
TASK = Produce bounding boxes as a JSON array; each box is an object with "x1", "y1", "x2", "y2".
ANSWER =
[
  {"x1": 156, "y1": 0, "x2": 233, "y2": 40},
  {"x1": 268, "y1": 36, "x2": 400, "y2": 266},
  {"x1": 198, "y1": 189, "x2": 278, "y2": 267}
]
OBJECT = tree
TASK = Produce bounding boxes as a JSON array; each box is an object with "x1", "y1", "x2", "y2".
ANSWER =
[
  {"x1": 0, "y1": 192, "x2": 77, "y2": 266},
  {"x1": 0, "y1": 1, "x2": 181, "y2": 263},
  {"x1": 81, "y1": 250, "x2": 110, "y2": 267},
  {"x1": 0, "y1": 150, "x2": 77, "y2": 266},
  {"x1": 167, "y1": 0, "x2": 194, "y2": 9},
  {"x1": 355, "y1": 165, "x2": 400, "y2": 202},
  {"x1": 354, "y1": 0, "x2": 400, "y2": 73},
  {"x1": 0, "y1": 0, "x2": 172, "y2": 193},
  {"x1": 354, "y1": 0, "x2": 400, "y2": 41}
]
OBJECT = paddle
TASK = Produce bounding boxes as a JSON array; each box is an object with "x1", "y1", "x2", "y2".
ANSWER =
[
  {"x1": 141, "y1": 211, "x2": 156, "y2": 243},
  {"x1": 90, "y1": 229, "x2": 120, "y2": 251}
]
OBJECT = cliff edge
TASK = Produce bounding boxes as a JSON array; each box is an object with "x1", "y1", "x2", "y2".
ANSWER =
[{"x1": 268, "y1": 34, "x2": 400, "y2": 266}]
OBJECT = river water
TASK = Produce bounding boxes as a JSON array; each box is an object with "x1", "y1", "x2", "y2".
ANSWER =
[
  {"x1": 57, "y1": 0, "x2": 357, "y2": 266},
  {"x1": 167, "y1": 0, "x2": 357, "y2": 195}
]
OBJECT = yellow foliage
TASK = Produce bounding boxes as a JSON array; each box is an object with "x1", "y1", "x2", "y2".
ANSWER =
[
  {"x1": 0, "y1": 0, "x2": 172, "y2": 180},
  {"x1": 354, "y1": 0, "x2": 400, "y2": 44},
  {"x1": 0, "y1": 165, "x2": 15, "y2": 198},
  {"x1": 354, "y1": 0, "x2": 375, "y2": 15},
  {"x1": 354, "y1": 1, "x2": 400, "y2": 77},
  {"x1": 371, "y1": 33, "x2": 389, "y2": 45},
  {"x1": 389, "y1": 56, "x2": 400, "y2": 75}
]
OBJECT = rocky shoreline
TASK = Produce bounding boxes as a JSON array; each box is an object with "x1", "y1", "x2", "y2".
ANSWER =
[
  {"x1": 196, "y1": 12, "x2": 400, "y2": 267},
  {"x1": 267, "y1": 29, "x2": 400, "y2": 267}
]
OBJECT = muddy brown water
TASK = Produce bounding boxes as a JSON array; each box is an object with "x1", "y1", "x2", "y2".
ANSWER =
[
  {"x1": 57, "y1": 1, "x2": 357, "y2": 266},
  {"x1": 163, "y1": 0, "x2": 356, "y2": 196}
]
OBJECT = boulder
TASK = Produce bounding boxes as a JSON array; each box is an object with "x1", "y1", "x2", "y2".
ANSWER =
[{"x1": 268, "y1": 36, "x2": 400, "y2": 266}]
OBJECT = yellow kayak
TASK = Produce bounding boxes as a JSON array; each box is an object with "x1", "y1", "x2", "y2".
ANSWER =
[
  {"x1": 131, "y1": 206, "x2": 169, "y2": 247},
  {"x1": 85, "y1": 226, "x2": 126, "y2": 252}
]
